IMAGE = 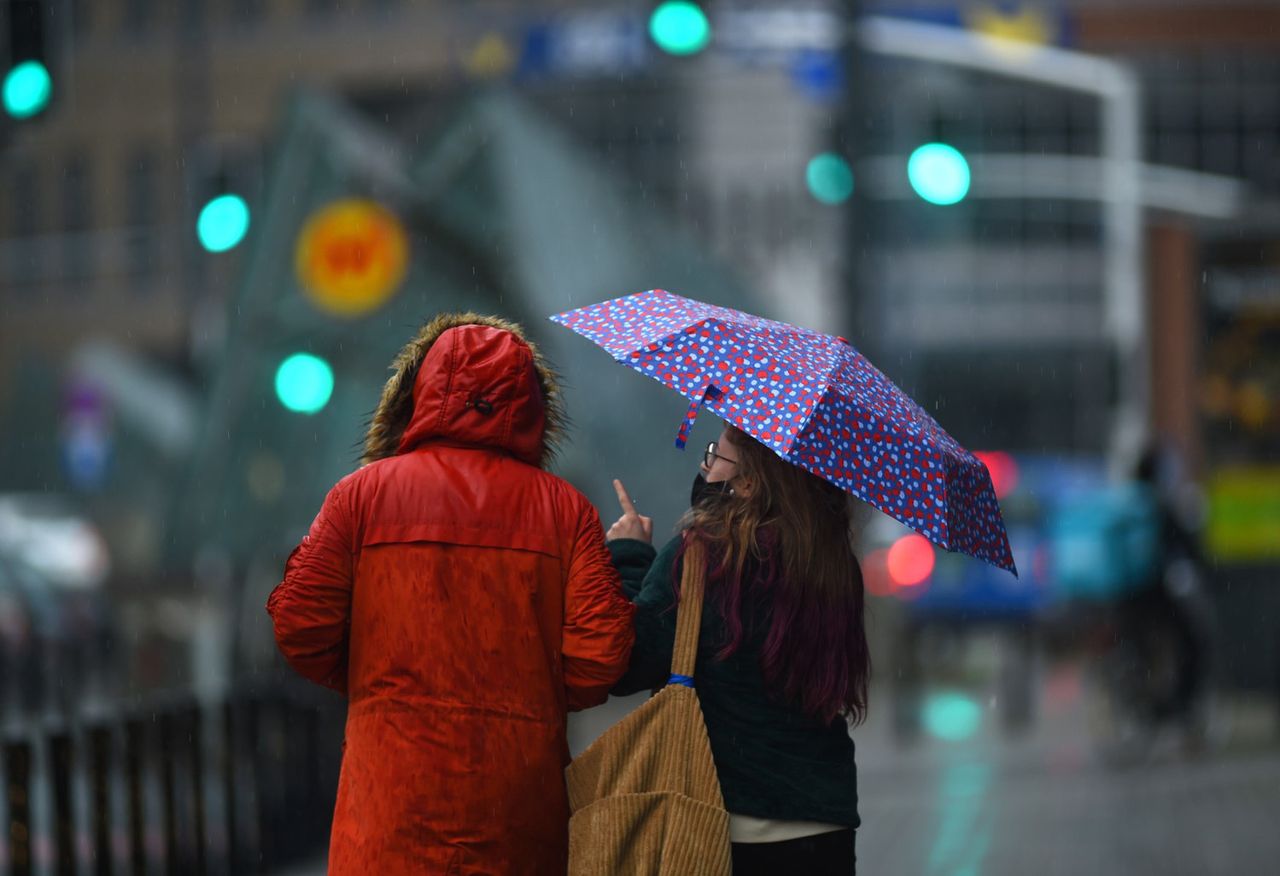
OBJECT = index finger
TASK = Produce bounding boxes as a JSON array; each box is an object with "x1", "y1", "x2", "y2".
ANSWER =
[{"x1": 613, "y1": 479, "x2": 638, "y2": 516}]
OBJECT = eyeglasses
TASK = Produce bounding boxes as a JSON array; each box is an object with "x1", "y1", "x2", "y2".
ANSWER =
[{"x1": 703, "y1": 441, "x2": 738, "y2": 470}]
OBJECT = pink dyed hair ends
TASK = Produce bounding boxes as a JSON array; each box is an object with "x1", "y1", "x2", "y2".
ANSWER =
[{"x1": 678, "y1": 428, "x2": 870, "y2": 725}]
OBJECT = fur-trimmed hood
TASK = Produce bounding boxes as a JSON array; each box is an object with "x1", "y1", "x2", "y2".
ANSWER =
[{"x1": 362, "y1": 313, "x2": 564, "y2": 469}]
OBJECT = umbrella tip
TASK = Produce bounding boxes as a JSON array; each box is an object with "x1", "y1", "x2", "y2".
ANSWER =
[{"x1": 837, "y1": 336, "x2": 852, "y2": 346}]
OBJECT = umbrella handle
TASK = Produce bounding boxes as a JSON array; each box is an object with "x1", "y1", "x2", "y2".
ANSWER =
[{"x1": 674, "y1": 384, "x2": 723, "y2": 449}]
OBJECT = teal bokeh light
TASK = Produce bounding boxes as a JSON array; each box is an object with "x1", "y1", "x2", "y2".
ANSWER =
[
  {"x1": 923, "y1": 691, "x2": 983, "y2": 741},
  {"x1": 275, "y1": 354, "x2": 334, "y2": 415},
  {"x1": 3, "y1": 60, "x2": 52, "y2": 119},
  {"x1": 196, "y1": 194, "x2": 251, "y2": 253},
  {"x1": 907, "y1": 143, "x2": 971, "y2": 206},
  {"x1": 805, "y1": 153, "x2": 854, "y2": 205},
  {"x1": 649, "y1": 2, "x2": 711, "y2": 56}
]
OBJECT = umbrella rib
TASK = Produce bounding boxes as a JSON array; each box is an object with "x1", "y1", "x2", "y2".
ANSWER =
[
  {"x1": 743, "y1": 327, "x2": 839, "y2": 457},
  {"x1": 789, "y1": 370, "x2": 954, "y2": 552},
  {"x1": 780, "y1": 380, "x2": 829, "y2": 458}
]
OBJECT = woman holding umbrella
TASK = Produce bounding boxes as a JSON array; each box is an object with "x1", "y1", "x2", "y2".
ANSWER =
[
  {"x1": 556, "y1": 288, "x2": 1014, "y2": 874},
  {"x1": 605, "y1": 423, "x2": 869, "y2": 875}
]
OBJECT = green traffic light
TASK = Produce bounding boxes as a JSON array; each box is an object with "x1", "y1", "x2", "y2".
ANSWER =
[
  {"x1": 805, "y1": 153, "x2": 854, "y2": 205},
  {"x1": 197, "y1": 194, "x2": 251, "y2": 252},
  {"x1": 907, "y1": 143, "x2": 971, "y2": 206},
  {"x1": 923, "y1": 691, "x2": 982, "y2": 741},
  {"x1": 3, "y1": 60, "x2": 52, "y2": 119},
  {"x1": 275, "y1": 353, "x2": 334, "y2": 415},
  {"x1": 649, "y1": 2, "x2": 710, "y2": 56}
]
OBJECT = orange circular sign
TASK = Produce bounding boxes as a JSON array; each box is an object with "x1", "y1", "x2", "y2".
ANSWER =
[{"x1": 295, "y1": 199, "x2": 409, "y2": 317}]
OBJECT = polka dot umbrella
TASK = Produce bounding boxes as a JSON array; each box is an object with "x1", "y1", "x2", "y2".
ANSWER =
[{"x1": 550, "y1": 289, "x2": 1017, "y2": 574}]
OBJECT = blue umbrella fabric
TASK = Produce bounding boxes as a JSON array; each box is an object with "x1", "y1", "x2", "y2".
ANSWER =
[{"x1": 550, "y1": 289, "x2": 1016, "y2": 574}]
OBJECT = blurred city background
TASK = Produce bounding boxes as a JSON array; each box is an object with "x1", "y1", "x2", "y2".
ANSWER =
[{"x1": 1, "y1": 0, "x2": 1279, "y2": 873}]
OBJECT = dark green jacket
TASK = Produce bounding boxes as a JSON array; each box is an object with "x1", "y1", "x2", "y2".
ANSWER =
[{"x1": 608, "y1": 535, "x2": 860, "y2": 828}]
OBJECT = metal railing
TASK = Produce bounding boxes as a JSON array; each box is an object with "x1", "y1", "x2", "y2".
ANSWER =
[{"x1": 1, "y1": 687, "x2": 340, "y2": 876}]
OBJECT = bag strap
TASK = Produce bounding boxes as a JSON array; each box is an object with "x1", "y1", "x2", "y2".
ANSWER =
[{"x1": 668, "y1": 538, "x2": 706, "y2": 686}]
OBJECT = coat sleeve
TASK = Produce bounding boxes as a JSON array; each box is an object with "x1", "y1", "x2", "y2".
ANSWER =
[
  {"x1": 266, "y1": 477, "x2": 355, "y2": 695},
  {"x1": 610, "y1": 536, "x2": 682, "y2": 697},
  {"x1": 562, "y1": 498, "x2": 636, "y2": 711},
  {"x1": 608, "y1": 538, "x2": 658, "y2": 600}
]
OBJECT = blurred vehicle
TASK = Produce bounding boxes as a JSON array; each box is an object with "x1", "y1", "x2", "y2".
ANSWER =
[
  {"x1": 0, "y1": 551, "x2": 71, "y2": 721},
  {"x1": 867, "y1": 453, "x2": 1104, "y2": 743},
  {"x1": 0, "y1": 494, "x2": 118, "y2": 722},
  {"x1": 0, "y1": 493, "x2": 110, "y2": 591},
  {"x1": 0, "y1": 552, "x2": 48, "y2": 722}
]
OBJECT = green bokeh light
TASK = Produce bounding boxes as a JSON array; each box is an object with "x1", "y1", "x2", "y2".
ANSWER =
[
  {"x1": 196, "y1": 194, "x2": 251, "y2": 253},
  {"x1": 3, "y1": 61, "x2": 52, "y2": 119},
  {"x1": 908, "y1": 143, "x2": 971, "y2": 206},
  {"x1": 649, "y1": 2, "x2": 711, "y2": 56},
  {"x1": 923, "y1": 691, "x2": 982, "y2": 741},
  {"x1": 275, "y1": 353, "x2": 334, "y2": 415},
  {"x1": 805, "y1": 153, "x2": 854, "y2": 205}
]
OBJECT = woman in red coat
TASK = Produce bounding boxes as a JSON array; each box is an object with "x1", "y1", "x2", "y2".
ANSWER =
[{"x1": 267, "y1": 313, "x2": 635, "y2": 875}]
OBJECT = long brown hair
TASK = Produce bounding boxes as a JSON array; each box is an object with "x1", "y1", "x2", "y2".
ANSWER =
[{"x1": 682, "y1": 426, "x2": 870, "y2": 724}]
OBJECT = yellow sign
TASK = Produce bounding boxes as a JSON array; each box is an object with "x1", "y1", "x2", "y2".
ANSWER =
[
  {"x1": 466, "y1": 33, "x2": 515, "y2": 79},
  {"x1": 295, "y1": 199, "x2": 409, "y2": 317},
  {"x1": 964, "y1": 3, "x2": 1056, "y2": 59},
  {"x1": 1206, "y1": 466, "x2": 1280, "y2": 561}
]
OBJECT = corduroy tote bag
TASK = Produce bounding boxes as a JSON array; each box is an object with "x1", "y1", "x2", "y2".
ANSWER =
[{"x1": 565, "y1": 539, "x2": 731, "y2": 875}]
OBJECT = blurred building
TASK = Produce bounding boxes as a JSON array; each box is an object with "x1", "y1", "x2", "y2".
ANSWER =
[
  {"x1": 5, "y1": 1, "x2": 1280, "y2": 434},
  {"x1": 1, "y1": 1, "x2": 774, "y2": 692},
  {"x1": 3, "y1": 0, "x2": 1280, "y2": 689},
  {"x1": 1070, "y1": 1, "x2": 1280, "y2": 694},
  {"x1": 1, "y1": 1, "x2": 504, "y2": 373},
  {"x1": 0, "y1": 0, "x2": 472, "y2": 587}
]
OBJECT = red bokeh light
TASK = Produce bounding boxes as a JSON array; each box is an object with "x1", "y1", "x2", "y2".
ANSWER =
[
  {"x1": 862, "y1": 548, "x2": 894, "y2": 597},
  {"x1": 975, "y1": 450, "x2": 1019, "y2": 499},
  {"x1": 887, "y1": 534, "x2": 935, "y2": 590}
]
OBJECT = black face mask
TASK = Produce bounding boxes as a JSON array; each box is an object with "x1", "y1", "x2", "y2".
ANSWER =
[{"x1": 691, "y1": 472, "x2": 734, "y2": 508}]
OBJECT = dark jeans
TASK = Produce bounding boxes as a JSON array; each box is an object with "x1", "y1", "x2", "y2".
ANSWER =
[{"x1": 731, "y1": 829, "x2": 856, "y2": 875}]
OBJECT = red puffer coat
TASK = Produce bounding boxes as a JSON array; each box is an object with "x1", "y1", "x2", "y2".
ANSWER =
[{"x1": 267, "y1": 317, "x2": 635, "y2": 875}]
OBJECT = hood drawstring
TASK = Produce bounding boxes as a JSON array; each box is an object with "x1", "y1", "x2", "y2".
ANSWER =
[{"x1": 465, "y1": 396, "x2": 495, "y2": 416}]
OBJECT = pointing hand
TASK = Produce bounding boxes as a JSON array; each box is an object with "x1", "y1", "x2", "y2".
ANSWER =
[{"x1": 606, "y1": 479, "x2": 654, "y2": 545}]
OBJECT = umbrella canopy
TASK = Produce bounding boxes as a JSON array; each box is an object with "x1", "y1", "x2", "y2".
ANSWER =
[{"x1": 550, "y1": 289, "x2": 1016, "y2": 574}]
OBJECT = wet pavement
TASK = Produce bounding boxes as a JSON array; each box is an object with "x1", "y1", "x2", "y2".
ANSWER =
[
  {"x1": 851, "y1": 665, "x2": 1280, "y2": 874},
  {"x1": 281, "y1": 661, "x2": 1280, "y2": 874},
  {"x1": 571, "y1": 660, "x2": 1280, "y2": 875}
]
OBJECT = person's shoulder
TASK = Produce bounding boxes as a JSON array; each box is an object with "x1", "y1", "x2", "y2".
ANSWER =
[
  {"x1": 323, "y1": 466, "x2": 368, "y2": 498},
  {"x1": 643, "y1": 535, "x2": 685, "y2": 592},
  {"x1": 331, "y1": 454, "x2": 424, "y2": 506},
  {"x1": 515, "y1": 466, "x2": 600, "y2": 515},
  {"x1": 643, "y1": 533, "x2": 685, "y2": 575},
  {"x1": 653, "y1": 532, "x2": 684, "y2": 559},
  {"x1": 501, "y1": 471, "x2": 601, "y2": 527},
  {"x1": 333, "y1": 458, "x2": 391, "y2": 495}
]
